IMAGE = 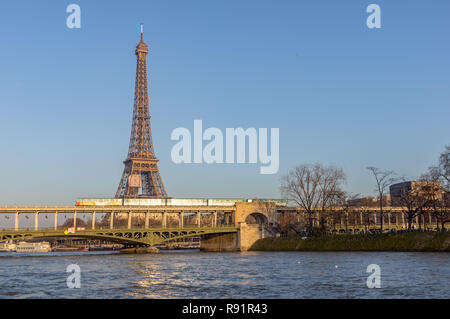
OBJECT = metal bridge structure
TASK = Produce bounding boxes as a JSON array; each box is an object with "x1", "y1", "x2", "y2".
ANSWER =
[
  {"x1": 0, "y1": 227, "x2": 237, "y2": 247},
  {"x1": 0, "y1": 204, "x2": 445, "y2": 249},
  {"x1": 0, "y1": 206, "x2": 238, "y2": 246}
]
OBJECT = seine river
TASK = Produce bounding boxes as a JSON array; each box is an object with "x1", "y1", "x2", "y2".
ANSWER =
[{"x1": 0, "y1": 250, "x2": 448, "y2": 299}]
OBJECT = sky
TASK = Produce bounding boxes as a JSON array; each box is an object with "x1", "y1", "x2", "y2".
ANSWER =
[{"x1": 0, "y1": 0, "x2": 449, "y2": 205}]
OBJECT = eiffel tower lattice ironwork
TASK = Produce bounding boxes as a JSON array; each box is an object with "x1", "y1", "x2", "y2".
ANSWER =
[{"x1": 115, "y1": 24, "x2": 168, "y2": 198}]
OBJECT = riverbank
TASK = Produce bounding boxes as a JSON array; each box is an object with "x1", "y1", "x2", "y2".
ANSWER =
[{"x1": 250, "y1": 231, "x2": 450, "y2": 252}]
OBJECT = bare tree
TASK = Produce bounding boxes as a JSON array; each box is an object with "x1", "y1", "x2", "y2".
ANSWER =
[
  {"x1": 429, "y1": 145, "x2": 450, "y2": 193},
  {"x1": 277, "y1": 212, "x2": 301, "y2": 237},
  {"x1": 427, "y1": 192, "x2": 449, "y2": 230},
  {"x1": 366, "y1": 167, "x2": 397, "y2": 231},
  {"x1": 335, "y1": 192, "x2": 360, "y2": 232},
  {"x1": 280, "y1": 163, "x2": 346, "y2": 235},
  {"x1": 281, "y1": 164, "x2": 321, "y2": 234},
  {"x1": 420, "y1": 172, "x2": 448, "y2": 230},
  {"x1": 395, "y1": 178, "x2": 437, "y2": 230},
  {"x1": 317, "y1": 165, "x2": 346, "y2": 230}
]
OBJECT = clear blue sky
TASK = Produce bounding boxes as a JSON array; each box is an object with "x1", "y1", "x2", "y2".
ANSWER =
[{"x1": 0, "y1": 0, "x2": 449, "y2": 205}]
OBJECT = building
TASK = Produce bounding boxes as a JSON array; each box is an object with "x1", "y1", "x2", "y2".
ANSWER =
[
  {"x1": 444, "y1": 192, "x2": 450, "y2": 206},
  {"x1": 348, "y1": 195, "x2": 390, "y2": 207},
  {"x1": 390, "y1": 181, "x2": 442, "y2": 206}
]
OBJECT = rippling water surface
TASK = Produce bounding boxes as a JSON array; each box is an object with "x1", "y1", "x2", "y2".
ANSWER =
[{"x1": 0, "y1": 250, "x2": 448, "y2": 298}]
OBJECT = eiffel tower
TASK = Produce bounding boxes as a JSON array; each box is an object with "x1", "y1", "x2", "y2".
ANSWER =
[{"x1": 115, "y1": 25, "x2": 168, "y2": 198}]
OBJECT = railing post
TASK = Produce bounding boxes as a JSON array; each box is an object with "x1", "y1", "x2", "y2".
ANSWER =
[
  {"x1": 54, "y1": 211, "x2": 58, "y2": 231},
  {"x1": 145, "y1": 211, "x2": 150, "y2": 228},
  {"x1": 34, "y1": 211, "x2": 39, "y2": 231},
  {"x1": 92, "y1": 211, "x2": 96, "y2": 230},
  {"x1": 110, "y1": 212, "x2": 114, "y2": 230},
  {"x1": 15, "y1": 212, "x2": 19, "y2": 231},
  {"x1": 128, "y1": 212, "x2": 132, "y2": 229}
]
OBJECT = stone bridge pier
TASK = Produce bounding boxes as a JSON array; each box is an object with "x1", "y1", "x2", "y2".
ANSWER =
[{"x1": 200, "y1": 202, "x2": 278, "y2": 252}]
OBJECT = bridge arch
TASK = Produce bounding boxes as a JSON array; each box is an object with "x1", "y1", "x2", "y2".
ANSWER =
[
  {"x1": 245, "y1": 212, "x2": 268, "y2": 225},
  {"x1": 234, "y1": 202, "x2": 272, "y2": 226}
]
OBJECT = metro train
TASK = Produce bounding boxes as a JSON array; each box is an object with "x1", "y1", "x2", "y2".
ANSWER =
[{"x1": 76, "y1": 198, "x2": 287, "y2": 207}]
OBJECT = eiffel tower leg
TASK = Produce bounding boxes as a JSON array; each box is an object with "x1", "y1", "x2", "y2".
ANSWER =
[{"x1": 115, "y1": 169, "x2": 128, "y2": 198}]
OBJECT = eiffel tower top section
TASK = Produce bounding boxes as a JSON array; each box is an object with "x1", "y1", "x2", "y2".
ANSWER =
[
  {"x1": 135, "y1": 24, "x2": 149, "y2": 55},
  {"x1": 127, "y1": 24, "x2": 154, "y2": 159}
]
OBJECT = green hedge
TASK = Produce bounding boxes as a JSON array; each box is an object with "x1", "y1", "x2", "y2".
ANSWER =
[{"x1": 250, "y1": 232, "x2": 450, "y2": 252}]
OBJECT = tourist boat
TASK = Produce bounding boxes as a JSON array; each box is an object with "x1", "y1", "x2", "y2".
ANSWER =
[
  {"x1": 15, "y1": 241, "x2": 52, "y2": 253},
  {"x1": 0, "y1": 243, "x2": 17, "y2": 252}
]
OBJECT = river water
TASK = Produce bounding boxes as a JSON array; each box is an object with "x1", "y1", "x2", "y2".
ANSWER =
[{"x1": 0, "y1": 250, "x2": 448, "y2": 298}]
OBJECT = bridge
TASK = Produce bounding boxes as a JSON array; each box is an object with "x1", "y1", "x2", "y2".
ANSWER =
[
  {"x1": 0, "y1": 202, "x2": 278, "y2": 251},
  {"x1": 279, "y1": 206, "x2": 445, "y2": 233},
  {"x1": 0, "y1": 203, "x2": 445, "y2": 251},
  {"x1": 0, "y1": 227, "x2": 237, "y2": 247}
]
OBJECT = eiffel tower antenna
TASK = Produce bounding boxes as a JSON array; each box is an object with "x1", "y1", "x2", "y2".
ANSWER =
[{"x1": 115, "y1": 25, "x2": 168, "y2": 199}]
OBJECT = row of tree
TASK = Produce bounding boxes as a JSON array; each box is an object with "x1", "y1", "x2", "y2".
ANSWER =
[{"x1": 280, "y1": 146, "x2": 450, "y2": 234}]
